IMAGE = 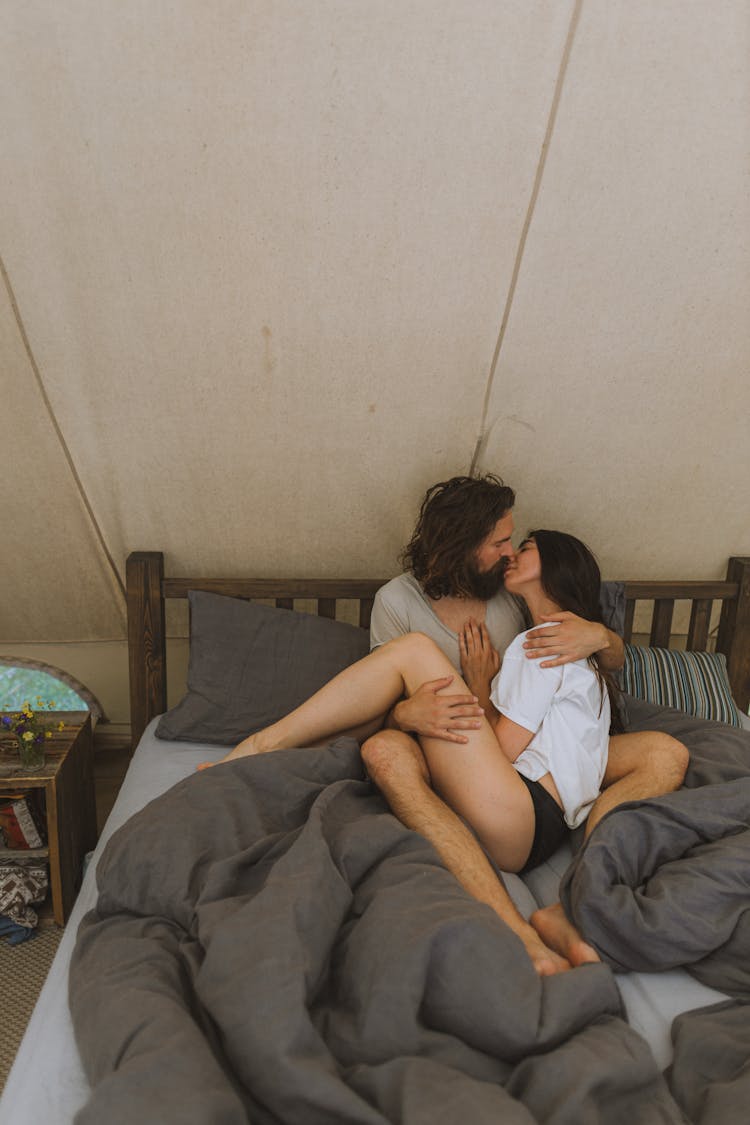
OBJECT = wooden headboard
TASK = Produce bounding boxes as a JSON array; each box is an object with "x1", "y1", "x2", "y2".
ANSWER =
[{"x1": 126, "y1": 552, "x2": 750, "y2": 749}]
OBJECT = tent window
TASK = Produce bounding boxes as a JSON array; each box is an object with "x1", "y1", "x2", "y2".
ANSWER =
[{"x1": 0, "y1": 658, "x2": 103, "y2": 719}]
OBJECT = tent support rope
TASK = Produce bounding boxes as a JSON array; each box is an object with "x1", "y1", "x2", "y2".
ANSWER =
[{"x1": 0, "y1": 250, "x2": 126, "y2": 604}]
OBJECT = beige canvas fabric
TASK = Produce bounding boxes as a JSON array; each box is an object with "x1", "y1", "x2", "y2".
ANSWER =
[{"x1": 0, "y1": 2, "x2": 748, "y2": 651}]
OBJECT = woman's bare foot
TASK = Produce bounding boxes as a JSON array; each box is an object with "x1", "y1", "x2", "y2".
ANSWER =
[
  {"x1": 196, "y1": 733, "x2": 268, "y2": 771},
  {"x1": 220, "y1": 736, "x2": 264, "y2": 761},
  {"x1": 530, "y1": 903, "x2": 600, "y2": 967}
]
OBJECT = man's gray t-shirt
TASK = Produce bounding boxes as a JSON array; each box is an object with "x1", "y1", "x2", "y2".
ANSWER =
[{"x1": 370, "y1": 573, "x2": 527, "y2": 669}]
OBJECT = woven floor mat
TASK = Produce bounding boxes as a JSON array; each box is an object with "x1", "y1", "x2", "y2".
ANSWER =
[{"x1": 0, "y1": 926, "x2": 63, "y2": 1091}]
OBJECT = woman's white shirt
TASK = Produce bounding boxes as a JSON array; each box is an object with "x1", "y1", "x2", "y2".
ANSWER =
[{"x1": 490, "y1": 625, "x2": 610, "y2": 829}]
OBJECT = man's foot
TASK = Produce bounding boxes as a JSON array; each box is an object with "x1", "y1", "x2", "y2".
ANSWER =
[
  {"x1": 517, "y1": 924, "x2": 572, "y2": 976},
  {"x1": 530, "y1": 903, "x2": 600, "y2": 967}
]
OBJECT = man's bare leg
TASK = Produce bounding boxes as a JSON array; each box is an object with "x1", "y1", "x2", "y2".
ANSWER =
[
  {"x1": 361, "y1": 730, "x2": 571, "y2": 977},
  {"x1": 530, "y1": 731, "x2": 688, "y2": 961},
  {"x1": 584, "y1": 731, "x2": 688, "y2": 836},
  {"x1": 221, "y1": 635, "x2": 536, "y2": 864},
  {"x1": 209, "y1": 633, "x2": 571, "y2": 973}
]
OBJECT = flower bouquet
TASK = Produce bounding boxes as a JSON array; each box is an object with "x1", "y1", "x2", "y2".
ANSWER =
[{"x1": 0, "y1": 700, "x2": 65, "y2": 771}]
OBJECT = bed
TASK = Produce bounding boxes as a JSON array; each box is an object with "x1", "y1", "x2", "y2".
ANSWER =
[{"x1": 1, "y1": 551, "x2": 749, "y2": 1124}]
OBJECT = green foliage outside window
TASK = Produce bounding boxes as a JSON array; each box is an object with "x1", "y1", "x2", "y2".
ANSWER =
[{"x1": 0, "y1": 666, "x2": 88, "y2": 711}]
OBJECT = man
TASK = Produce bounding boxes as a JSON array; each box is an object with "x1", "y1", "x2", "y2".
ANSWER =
[
  {"x1": 370, "y1": 475, "x2": 626, "y2": 744},
  {"x1": 362, "y1": 474, "x2": 687, "y2": 973}
]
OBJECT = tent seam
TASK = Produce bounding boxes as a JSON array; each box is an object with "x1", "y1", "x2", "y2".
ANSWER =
[{"x1": 469, "y1": 0, "x2": 584, "y2": 475}]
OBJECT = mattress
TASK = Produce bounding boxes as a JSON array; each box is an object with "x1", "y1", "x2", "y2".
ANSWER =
[{"x1": 0, "y1": 721, "x2": 730, "y2": 1123}]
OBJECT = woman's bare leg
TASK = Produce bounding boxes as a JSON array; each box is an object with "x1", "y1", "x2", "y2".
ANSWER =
[
  {"x1": 221, "y1": 634, "x2": 534, "y2": 868},
  {"x1": 362, "y1": 731, "x2": 570, "y2": 976},
  {"x1": 220, "y1": 633, "x2": 463, "y2": 760},
  {"x1": 220, "y1": 633, "x2": 428, "y2": 760},
  {"x1": 213, "y1": 632, "x2": 569, "y2": 975}
]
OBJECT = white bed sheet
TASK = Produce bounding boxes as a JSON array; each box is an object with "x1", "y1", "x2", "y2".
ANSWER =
[
  {"x1": 519, "y1": 845, "x2": 727, "y2": 1070},
  {"x1": 0, "y1": 723, "x2": 729, "y2": 1123},
  {"x1": 0, "y1": 721, "x2": 224, "y2": 1125}
]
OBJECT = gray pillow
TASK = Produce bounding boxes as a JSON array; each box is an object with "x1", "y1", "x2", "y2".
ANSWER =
[
  {"x1": 599, "y1": 580, "x2": 625, "y2": 636},
  {"x1": 155, "y1": 591, "x2": 370, "y2": 745}
]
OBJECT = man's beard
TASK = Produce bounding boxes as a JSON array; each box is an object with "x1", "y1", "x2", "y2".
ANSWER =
[{"x1": 462, "y1": 557, "x2": 508, "y2": 600}]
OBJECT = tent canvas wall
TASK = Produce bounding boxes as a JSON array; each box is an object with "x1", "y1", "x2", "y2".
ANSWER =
[{"x1": 1, "y1": 1, "x2": 749, "y2": 737}]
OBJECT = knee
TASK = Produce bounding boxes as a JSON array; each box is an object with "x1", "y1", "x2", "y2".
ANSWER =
[
  {"x1": 361, "y1": 730, "x2": 430, "y2": 787},
  {"x1": 382, "y1": 631, "x2": 443, "y2": 661},
  {"x1": 360, "y1": 731, "x2": 397, "y2": 779},
  {"x1": 647, "y1": 733, "x2": 689, "y2": 790},
  {"x1": 605, "y1": 731, "x2": 689, "y2": 796}
]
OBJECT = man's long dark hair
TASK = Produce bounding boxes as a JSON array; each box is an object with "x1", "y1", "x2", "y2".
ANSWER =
[
  {"x1": 402, "y1": 474, "x2": 516, "y2": 599},
  {"x1": 530, "y1": 529, "x2": 623, "y2": 733}
]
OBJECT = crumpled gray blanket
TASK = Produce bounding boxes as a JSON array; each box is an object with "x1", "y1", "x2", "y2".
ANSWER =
[
  {"x1": 562, "y1": 697, "x2": 750, "y2": 1124},
  {"x1": 69, "y1": 738, "x2": 683, "y2": 1125},
  {"x1": 561, "y1": 778, "x2": 750, "y2": 989}
]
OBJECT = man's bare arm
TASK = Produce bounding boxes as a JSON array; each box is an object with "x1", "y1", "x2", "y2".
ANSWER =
[
  {"x1": 370, "y1": 590, "x2": 485, "y2": 742},
  {"x1": 388, "y1": 677, "x2": 484, "y2": 745},
  {"x1": 523, "y1": 613, "x2": 625, "y2": 671}
]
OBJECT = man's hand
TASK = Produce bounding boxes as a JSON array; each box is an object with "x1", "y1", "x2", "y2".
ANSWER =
[
  {"x1": 459, "y1": 619, "x2": 500, "y2": 696},
  {"x1": 392, "y1": 676, "x2": 484, "y2": 744},
  {"x1": 523, "y1": 612, "x2": 624, "y2": 670}
]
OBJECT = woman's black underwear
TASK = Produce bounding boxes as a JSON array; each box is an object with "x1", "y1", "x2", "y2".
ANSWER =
[{"x1": 517, "y1": 773, "x2": 569, "y2": 874}]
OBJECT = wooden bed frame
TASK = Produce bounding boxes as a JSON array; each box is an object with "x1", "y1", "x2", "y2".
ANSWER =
[{"x1": 126, "y1": 552, "x2": 750, "y2": 749}]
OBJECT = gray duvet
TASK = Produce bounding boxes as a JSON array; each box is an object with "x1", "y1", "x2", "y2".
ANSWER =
[{"x1": 69, "y1": 700, "x2": 750, "y2": 1124}]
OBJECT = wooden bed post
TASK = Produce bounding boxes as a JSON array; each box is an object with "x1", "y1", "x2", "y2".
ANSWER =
[
  {"x1": 716, "y1": 556, "x2": 750, "y2": 713},
  {"x1": 126, "y1": 551, "x2": 166, "y2": 751}
]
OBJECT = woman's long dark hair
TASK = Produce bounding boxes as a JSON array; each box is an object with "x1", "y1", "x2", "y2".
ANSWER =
[{"x1": 529, "y1": 529, "x2": 623, "y2": 733}]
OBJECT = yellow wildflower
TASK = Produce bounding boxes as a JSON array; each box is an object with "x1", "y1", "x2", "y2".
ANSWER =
[{"x1": 22, "y1": 731, "x2": 34, "y2": 742}]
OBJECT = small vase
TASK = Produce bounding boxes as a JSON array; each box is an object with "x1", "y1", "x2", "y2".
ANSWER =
[{"x1": 17, "y1": 736, "x2": 45, "y2": 772}]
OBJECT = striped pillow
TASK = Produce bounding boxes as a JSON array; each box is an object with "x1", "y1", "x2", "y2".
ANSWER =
[{"x1": 622, "y1": 645, "x2": 742, "y2": 727}]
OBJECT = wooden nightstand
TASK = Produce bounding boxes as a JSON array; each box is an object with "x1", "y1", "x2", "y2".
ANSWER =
[{"x1": 0, "y1": 713, "x2": 97, "y2": 925}]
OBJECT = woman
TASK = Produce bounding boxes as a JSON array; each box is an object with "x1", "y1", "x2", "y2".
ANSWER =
[
  {"x1": 207, "y1": 532, "x2": 619, "y2": 971},
  {"x1": 477, "y1": 529, "x2": 620, "y2": 869}
]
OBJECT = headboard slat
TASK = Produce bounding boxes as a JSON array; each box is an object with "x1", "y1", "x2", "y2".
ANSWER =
[
  {"x1": 623, "y1": 600, "x2": 636, "y2": 643},
  {"x1": 126, "y1": 554, "x2": 750, "y2": 747},
  {"x1": 716, "y1": 557, "x2": 750, "y2": 710},
  {"x1": 127, "y1": 551, "x2": 166, "y2": 750},
  {"x1": 649, "y1": 599, "x2": 675, "y2": 648},
  {"x1": 359, "y1": 598, "x2": 375, "y2": 631},
  {"x1": 687, "y1": 599, "x2": 712, "y2": 651}
]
